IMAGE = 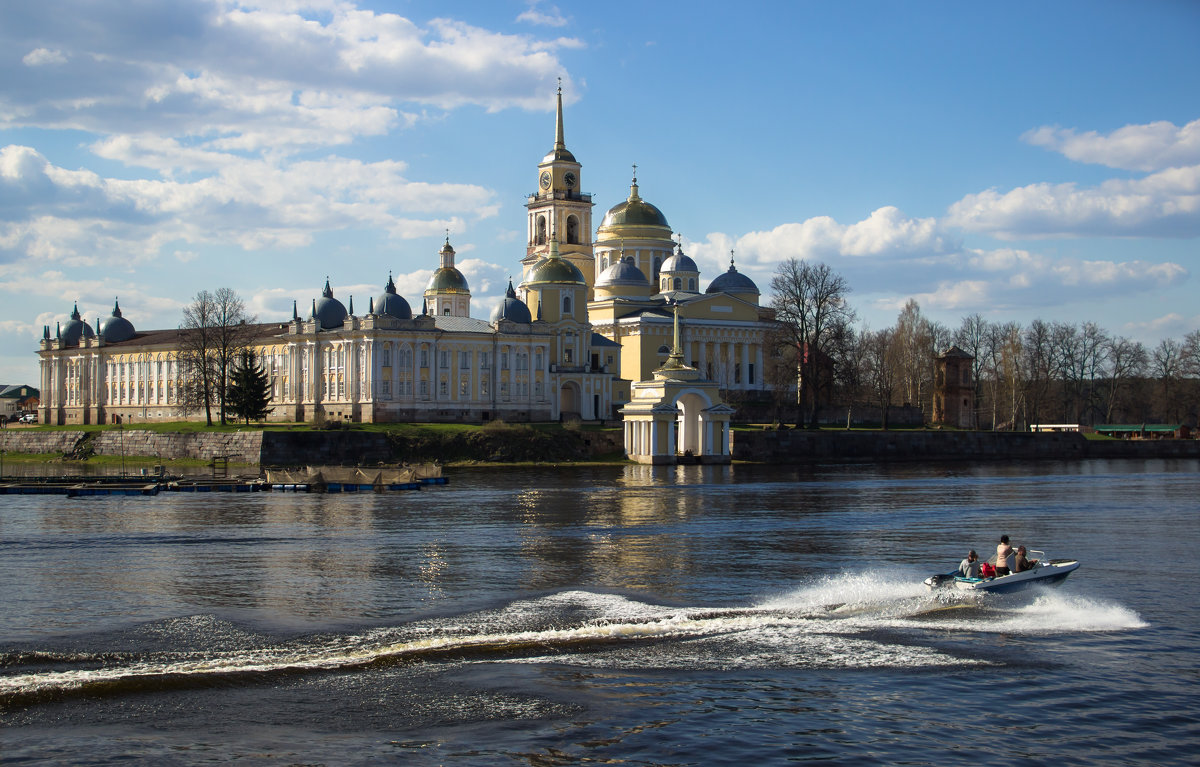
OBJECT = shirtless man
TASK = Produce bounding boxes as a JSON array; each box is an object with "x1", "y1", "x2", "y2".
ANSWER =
[{"x1": 995, "y1": 535, "x2": 1014, "y2": 576}]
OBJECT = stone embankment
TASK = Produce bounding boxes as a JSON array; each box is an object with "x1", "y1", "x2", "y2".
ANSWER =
[
  {"x1": 0, "y1": 428, "x2": 626, "y2": 466},
  {"x1": 732, "y1": 429, "x2": 1200, "y2": 462},
  {"x1": 2, "y1": 428, "x2": 1196, "y2": 466}
]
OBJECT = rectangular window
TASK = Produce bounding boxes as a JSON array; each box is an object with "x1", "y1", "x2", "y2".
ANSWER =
[
  {"x1": 535, "y1": 350, "x2": 543, "y2": 369},
  {"x1": 440, "y1": 351, "x2": 450, "y2": 369},
  {"x1": 501, "y1": 353, "x2": 509, "y2": 370},
  {"x1": 460, "y1": 351, "x2": 470, "y2": 370},
  {"x1": 748, "y1": 363, "x2": 755, "y2": 385},
  {"x1": 564, "y1": 348, "x2": 573, "y2": 363},
  {"x1": 440, "y1": 379, "x2": 448, "y2": 395},
  {"x1": 481, "y1": 379, "x2": 489, "y2": 396},
  {"x1": 382, "y1": 379, "x2": 391, "y2": 398},
  {"x1": 460, "y1": 379, "x2": 469, "y2": 396},
  {"x1": 420, "y1": 349, "x2": 429, "y2": 369},
  {"x1": 480, "y1": 352, "x2": 490, "y2": 370},
  {"x1": 734, "y1": 363, "x2": 741, "y2": 384},
  {"x1": 420, "y1": 380, "x2": 429, "y2": 397}
]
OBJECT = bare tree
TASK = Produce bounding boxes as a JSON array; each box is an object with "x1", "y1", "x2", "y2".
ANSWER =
[
  {"x1": 955, "y1": 314, "x2": 991, "y2": 427},
  {"x1": 178, "y1": 288, "x2": 257, "y2": 426},
  {"x1": 894, "y1": 300, "x2": 936, "y2": 416},
  {"x1": 1021, "y1": 320, "x2": 1055, "y2": 429},
  {"x1": 1151, "y1": 338, "x2": 1183, "y2": 422},
  {"x1": 769, "y1": 260, "x2": 856, "y2": 428},
  {"x1": 860, "y1": 327, "x2": 900, "y2": 429},
  {"x1": 1104, "y1": 336, "x2": 1148, "y2": 422}
]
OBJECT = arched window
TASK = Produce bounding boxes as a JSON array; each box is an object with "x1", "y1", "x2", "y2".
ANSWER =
[
  {"x1": 689, "y1": 279, "x2": 696, "y2": 291},
  {"x1": 673, "y1": 277, "x2": 682, "y2": 291},
  {"x1": 566, "y1": 216, "x2": 579, "y2": 244},
  {"x1": 563, "y1": 295, "x2": 572, "y2": 315},
  {"x1": 536, "y1": 215, "x2": 547, "y2": 245}
]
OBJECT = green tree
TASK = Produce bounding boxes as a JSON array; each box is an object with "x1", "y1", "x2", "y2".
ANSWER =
[{"x1": 226, "y1": 349, "x2": 272, "y2": 424}]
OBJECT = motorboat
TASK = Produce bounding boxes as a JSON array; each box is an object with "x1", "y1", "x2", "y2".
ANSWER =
[{"x1": 924, "y1": 551, "x2": 1080, "y2": 594}]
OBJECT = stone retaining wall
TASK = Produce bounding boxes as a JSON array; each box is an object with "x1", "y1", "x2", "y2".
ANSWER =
[
  {"x1": 2, "y1": 428, "x2": 1195, "y2": 466},
  {"x1": 732, "y1": 429, "x2": 1200, "y2": 462},
  {"x1": 91, "y1": 431, "x2": 264, "y2": 463},
  {"x1": 259, "y1": 432, "x2": 394, "y2": 466},
  {"x1": 0, "y1": 430, "x2": 86, "y2": 455}
]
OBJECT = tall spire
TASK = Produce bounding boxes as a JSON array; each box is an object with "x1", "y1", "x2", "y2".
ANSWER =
[{"x1": 554, "y1": 78, "x2": 566, "y2": 153}]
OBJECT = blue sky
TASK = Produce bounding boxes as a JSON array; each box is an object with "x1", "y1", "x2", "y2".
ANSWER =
[{"x1": 3, "y1": 0, "x2": 1198, "y2": 385}]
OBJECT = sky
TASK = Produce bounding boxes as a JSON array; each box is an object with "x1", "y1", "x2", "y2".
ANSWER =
[{"x1": 2, "y1": 0, "x2": 1198, "y2": 385}]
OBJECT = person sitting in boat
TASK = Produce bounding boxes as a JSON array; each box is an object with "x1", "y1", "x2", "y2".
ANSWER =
[
  {"x1": 995, "y1": 535, "x2": 1014, "y2": 576},
  {"x1": 1013, "y1": 546, "x2": 1040, "y2": 573},
  {"x1": 959, "y1": 550, "x2": 982, "y2": 578}
]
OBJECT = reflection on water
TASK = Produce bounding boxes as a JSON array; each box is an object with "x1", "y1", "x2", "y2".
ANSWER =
[{"x1": 1, "y1": 459, "x2": 1197, "y2": 766}]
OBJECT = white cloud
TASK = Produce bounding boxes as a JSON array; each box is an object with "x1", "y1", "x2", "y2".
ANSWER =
[
  {"x1": 0, "y1": 144, "x2": 498, "y2": 266},
  {"x1": 689, "y1": 207, "x2": 956, "y2": 271},
  {"x1": 22, "y1": 48, "x2": 67, "y2": 67},
  {"x1": 1023, "y1": 119, "x2": 1200, "y2": 172},
  {"x1": 517, "y1": 2, "x2": 568, "y2": 28},
  {"x1": 945, "y1": 164, "x2": 1200, "y2": 239},
  {"x1": 0, "y1": 2, "x2": 575, "y2": 144},
  {"x1": 898, "y1": 248, "x2": 1191, "y2": 313}
]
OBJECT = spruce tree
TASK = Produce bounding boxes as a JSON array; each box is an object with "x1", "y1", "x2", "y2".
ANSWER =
[{"x1": 227, "y1": 349, "x2": 272, "y2": 424}]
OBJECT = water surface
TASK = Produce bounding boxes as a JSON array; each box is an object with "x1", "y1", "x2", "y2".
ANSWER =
[{"x1": 2, "y1": 460, "x2": 1197, "y2": 765}]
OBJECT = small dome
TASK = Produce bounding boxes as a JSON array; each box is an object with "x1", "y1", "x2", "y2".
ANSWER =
[
  {"x1": 600, "y1": 176, "x2": 671, "y2": 230},
  {"x1": 314, "y1": 279, "x2": 347, "y2": 329},
  {"x1": 426, "y1": 267, "x2": 470, "y2": 293},
  {"x1": 375, "y1": 275, "x2": 412, "y2": 320},
  {"x1": 596, "y1": 257, "x2": 650, "y2": 288},
  {"x1": 660, "y1": 246, "x2": 698, "y2": 274},
  {"x1": 60, "y1": 303, "x2": 96, "y2": 346},
  {"x1": 601, "y1": 197, "x2": 670, "y2": 228},
  {"x1": 706, "y1": 257, "x2": 760, "y2": 297},
  {"x1": 527, "y1": 240, "x2": 586, "y2": 285},
  {"x1": 490, "y1": 280, "x2": 532, "y2": 324},
  {"x1": 426, "y1": 238, "x2": 470, "y2": 293},
  {"x1": 99, "y1": 299, "x2": 135, "y2": 343}
]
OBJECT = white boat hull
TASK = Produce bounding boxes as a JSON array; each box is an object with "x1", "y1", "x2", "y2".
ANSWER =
[{"x1": 925, "y1": 559, "x2": 1080, "y2": 594}]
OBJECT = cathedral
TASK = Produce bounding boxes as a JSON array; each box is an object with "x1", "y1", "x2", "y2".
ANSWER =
[{"x1": 35, "y1": 90, "x2": 777, "y2": 437}]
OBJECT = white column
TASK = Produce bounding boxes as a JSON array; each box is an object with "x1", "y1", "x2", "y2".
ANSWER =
[{"x1": 741, "y1": 343, "x2": 750, "y2": 391}]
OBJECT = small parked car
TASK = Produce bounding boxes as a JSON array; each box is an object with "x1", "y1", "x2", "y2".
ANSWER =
[{"x1": 19, "y1": 413, "x2": 37, "y2": 423}]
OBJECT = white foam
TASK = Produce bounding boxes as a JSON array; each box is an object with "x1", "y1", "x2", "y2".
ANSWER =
[{"x1": 758, "y1": 570, "x2": 932, "y2": 614}]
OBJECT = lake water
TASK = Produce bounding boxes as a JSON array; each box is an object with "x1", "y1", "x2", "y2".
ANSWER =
[{"x1": 2, "y1": 459, "x2": 1198, "y2": 765}]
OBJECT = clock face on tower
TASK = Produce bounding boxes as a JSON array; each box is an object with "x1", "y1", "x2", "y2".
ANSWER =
[
  {"x1": 564, "y1": 172, "x2": 576, "y2": 188},
  {"x1": 539, "y1": 171, "x2": 551, "y2": 190}
]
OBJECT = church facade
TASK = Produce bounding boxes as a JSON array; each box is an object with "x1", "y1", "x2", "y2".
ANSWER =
[{"x1": 36, "y1": 90, "x2": 776, "y2": 428}]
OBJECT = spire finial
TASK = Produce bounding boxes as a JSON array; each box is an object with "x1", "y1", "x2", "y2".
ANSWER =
[
  {"x1": 628, "y1": 165, "x2": 640, "y2": 201},
  {"x1": 730, "y1": 249, "x2": 736, "y2": 268}
]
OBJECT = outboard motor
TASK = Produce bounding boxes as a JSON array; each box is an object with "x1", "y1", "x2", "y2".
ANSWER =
[{"x1": 924, "y1": 573, "x2": 953, "y2": 589}]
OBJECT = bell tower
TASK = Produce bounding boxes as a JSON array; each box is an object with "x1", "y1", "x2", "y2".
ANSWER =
[{"x1": 523, "y1": 82, "x2": 594, "y2": 295}]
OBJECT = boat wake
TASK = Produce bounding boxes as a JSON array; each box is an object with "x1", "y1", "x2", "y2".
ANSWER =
[{"x1": 0, "y1": 573, "x2": 1145, "y2": 708}]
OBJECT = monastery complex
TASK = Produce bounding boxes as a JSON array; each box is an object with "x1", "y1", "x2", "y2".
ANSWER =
[{"x1": 35, "y1": 91, "x2": 778, "y2": 462}]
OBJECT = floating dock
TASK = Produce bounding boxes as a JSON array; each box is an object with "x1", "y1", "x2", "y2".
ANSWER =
[{"x1": 0, "y1": 473, "x2": 447, "y2": 497}]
